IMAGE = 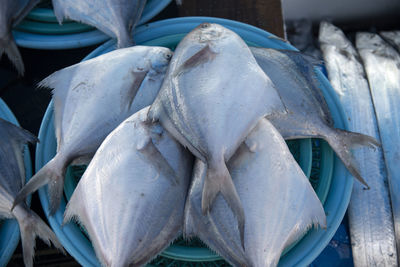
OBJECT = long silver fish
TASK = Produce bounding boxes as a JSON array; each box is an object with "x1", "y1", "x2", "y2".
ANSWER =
[
  {"x1": 184, "y1": 118, "x2": 326, "y2": 267},
  {"x1": 148, "y1": 23, "x2": 287, "y2": 243},
  {"x1": 64, "y1": 106, "x2": 193, "y2": 267},
  {"x1": 14, "y1": 46, "x2": 172, "y2": 214},
  {"x1": 0, "y1": 0, "x2": 40, "y2": 75},
  {"x1": 319, "y1": 21, "x2": 397, "y2": 266},
  {"x1": 0, "y1": 118, "x2": 64, "y2": 267},
  {"x1": 250, "y1": 47, "x2": 380, "y2": 188},
  {"x1": 52, "y1": 0, "x2": 147, "y2": 47},
  {"x1": 356, "y1": 32, "x2": 400, "y2": 261},
  {"x1": 380, "y1": 31, "x2": 400, "y2": 52}
]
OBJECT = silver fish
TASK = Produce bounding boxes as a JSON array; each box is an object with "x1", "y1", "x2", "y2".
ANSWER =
[
  {"x1": 0, "y1": 118, "x2": 64, "y2": 267},
  {"x1": 64, "y1": 106, "x2": 193, "y2": 267},
  {"x1": 319, "y1": 21, "x2": 397, "y2": 266},
  {"x1": 14, "y1": 46, "x2": 172, "y2": 214},
  {"x1": 356, "y1": 32, "x2": 400, "y2": 261},
  {"x1": 0, "y1": 0, "x2": 40, "y2": 75},
  {"x1": 380, "y1": 31, "x2": 400, "y2": 52},
  {"x1": 184, "y1": 118, "x2": 326, "y2": 267},
  {"x1": 52, "y1": 0, "x2": 147, "y2": 47},
  {"x1": 250, "y1": 46, "x2": 380, "y2": 188},
  {"x1": 148, "y1": 23, "x2": 287, "y2": 243}
]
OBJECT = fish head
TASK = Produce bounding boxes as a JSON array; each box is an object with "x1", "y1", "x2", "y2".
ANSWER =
[
  {"x1": 148, "y1": 47, "x2": 173, "y2": 74},
  {"x1": 356, "y1": 33, "x2": 394, "y2": 59},
  {"x1": 319, "y1": 22, "x2": 350, "y2": 51}
]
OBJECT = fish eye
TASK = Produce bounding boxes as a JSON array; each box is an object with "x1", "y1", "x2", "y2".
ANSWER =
[
  {"x1": 201, "y1": 23, "x2": 210, "y2": 29},
  {"x1": 165, "y1": 53, "x2": 172, "y2": 59}
]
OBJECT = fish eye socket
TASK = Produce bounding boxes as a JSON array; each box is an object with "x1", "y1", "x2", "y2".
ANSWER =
[
  {"x1": 201, "y1": 23, "x2": 209, "y2": 28},
  {"x1": 165, "y1": 53, "x2": 172, "y2": 59}
]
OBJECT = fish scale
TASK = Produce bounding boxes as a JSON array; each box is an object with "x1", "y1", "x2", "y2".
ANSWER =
[
  {"x1": 319, "y1": 21, "x2": 397, "y2": 267},
  {"x1": 356, "y1": 32, "x2": 400, "y2": 263}
]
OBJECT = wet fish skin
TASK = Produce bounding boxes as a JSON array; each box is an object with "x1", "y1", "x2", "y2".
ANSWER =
[
  {"x1": 319, "y1": 21, "x2": 397, "y2": 267},
  {"x1": 52, "y1": 0, "x2": 147, "y2": 47},
  {"x1": 0, "y1": 118, "x2": 64, "y2": 267},
  {"x1": 13, "y1": 46, "x2": 172, "y2": 214},
  {"x1": 0, "y1": 0, "x2": 40, "y2": 75},
  {"x1": 148, "y1": 23, "x2": 287, "y2": 244},
  {"x1": 64, "y1": 106, "x2": 193, "y2": 267},
  {"x1": 184, "y1": 118, "x2": 326, "y2": 267},
  {"x1": 356, "y1": 32, "x2": 400, "y2": 262},
  {"x1": 250, "y1": 46, "x2": 380, "y2": 188},
  {"x1": 380, "y1": 31, "x2": 400, "y2": 52}
]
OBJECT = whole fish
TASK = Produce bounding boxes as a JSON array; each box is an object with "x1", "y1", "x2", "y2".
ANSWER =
[
  {"x1": 0, "y1": 118, "x2": 64, "y2": 267},
  {"x1": 250, "y1": 47, "x2": 380, "y2": 188},
  {"x1": 184, "y1": 118, "x2": 326, "y2": 267},
  {"x1": 319, "y1": 21, "x2": 397, "y2": 266},
  {"x1": 64, "y1": 106, "x2": 193, "y2": 267},
  {"x1": 14, "y1": 46, "x2": 172, "y2": 214},
  {"x1": 52, "y1": 0, "x2": 147, "y2": 47},
  {"x1": 356, "y1": 32, "x2": 400, "y2": 261},
  {"x1": 380, "y1": 31, "x2": 400, "y2": 52},
  {"x1": 148, "y1": 23, "x2": 287, "y2": 244},
  {"x1": 0, "y1": 0, "x2": 40, "y2": 75}
]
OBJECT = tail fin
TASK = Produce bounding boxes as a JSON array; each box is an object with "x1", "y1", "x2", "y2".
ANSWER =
[
  {"x1": 0, "y1": 34, "x2": 24, "y2": 76},
  {"x1": 202, "y1": 160, "x2": 245, "y2": 248},
  {"x1": 13, "y1": 154, "x2": 68, "y2": 215},
  {"x1": 326, "y1": 128, "x2": 380, "y2": 189},
  {"x1": 13, "y1": 205, "x2": 65, "y2": 267}
]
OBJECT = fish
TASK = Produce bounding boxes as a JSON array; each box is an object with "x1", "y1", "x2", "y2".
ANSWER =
[
  {"x1": 13, "y1": 46, "x2": 172, "y2": 214},
  {"x1": 148, "y1": 23, "x2": 287, "y2": 245},
  {"x1": 319, "y1": 21, "x2": 397, "y2": 266},
  {"x1": 356, "y1": 32, "x2": 400, "y2": 262},
  {"x1": 0, "y1": 0, "x2": 40, "y2": 75},
  {"x1": 380, "y1": 31, "x2": 400, "y2": 52},
  {"x1": 250, "y1": 46, "x2": 380, "y2": 188},
  {"x1": 63, "y1": 106, "x2": 193, "y2": 267},
  {"x1": 0, "y1": 118, "x2": 64, "y2": 267},
  {"x1": 184, "y1": 118, "x2": 326, "y2": 267},
  {"x1": 52, "y1": 0, "x2": 147, "y2": 47}
]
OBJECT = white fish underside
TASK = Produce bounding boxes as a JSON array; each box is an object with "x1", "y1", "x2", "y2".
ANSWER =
[
  {"x1": 184, "y1": 118, "x2": 326, "y2": 267},
  {"x1": 64, "y1": 107, "x2": 193, "y2": 267},
  {"x1": 357, "y1": 32, "x2": 400, "y2": 262},
  {"x1": 320, "y1": 22, "x2": 397, "y2": 266}
]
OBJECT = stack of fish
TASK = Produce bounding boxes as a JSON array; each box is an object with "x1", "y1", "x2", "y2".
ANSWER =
[
  {"x1": 320, "y1": 22, "x2": 400, "y2": 266},
  {"x1": 7, "y1": 23, "x2": 380, "y2": 267}
]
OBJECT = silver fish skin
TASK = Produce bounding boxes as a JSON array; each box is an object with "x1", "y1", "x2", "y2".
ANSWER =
[
  {"x1": 0, "y1": 118, "x2": 64, "y2": 267},
  {"x1": 380, "y1": 31, "x2": 400, "y2": 52},
  {"x1": 13, "y1": 46, "x2": 172, "y2": 214},
  {"x1": 319, "y1": 21, "x2": 397, "y2": 267},
  {"x1": 52, "y1": 0, "x2": 147, "y2": 47},
  {"x1": 184, "y1": 118, "x2": 326, "y2": 267},
  {"x1": 64, "y1": 106, "x2": 193, "y2": 267},
  {"x1": 0, "y1": 0, "x2": 40, "y2": 75},
  {"x1": 356, "y1": 32, "x2": 400, "y2": 262},
  {"x1": 250, "y1": 47, "x2": 380, "y2": 188},
  {"x1": 148, "y1": 23, "x2": 287, "y2": 243}
]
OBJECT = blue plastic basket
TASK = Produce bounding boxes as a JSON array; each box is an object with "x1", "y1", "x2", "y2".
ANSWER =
[
  {"x1": 35, "y1": 17, "x2": 353, "y2": 266},
  {"x1": 13, "y1": 0, "x2": 173, "y2": 49},
  {"x1": 0, "y1": 98, "x2": 33, "y2": 266}
]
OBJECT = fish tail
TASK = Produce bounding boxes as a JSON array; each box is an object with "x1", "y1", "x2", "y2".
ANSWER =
[
  {"x1": 13, "y1": 205, "x2": 65, "y2": 267},
  {"x1": 327, "y1": 129, "x2": 380, "y2": 189},
  {"x1": 117, "y1": 31, "x2": 134, "y2": 48},
  {"x1": 1, "y1": 34, "x2": 24, "y2": 76},
  {"x1": 202, "y1": 160, "x2": 245, "y2": 248},
  {"x1": 13, "y1": 154, "x2": 68, "y2": 215}
]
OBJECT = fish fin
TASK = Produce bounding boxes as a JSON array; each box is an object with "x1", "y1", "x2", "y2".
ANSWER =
[
  {"x1": 12, "y1": 0, "x2": 41, "y2": 26},
  {"x1": 175, "y1": 45, "x2": 217, "y2": 76},
  {"x1": 124, "y1": 71, "x2": 148, "y2": 109},
  {"x1": 137, "y1": 134, "x2": 179, "y2": 185},
  {"x1": 14, "y1": 206, "x2": 65, "y2": 267},
  {"x1": 13, "y1": 154, "x2": 68, "y2": 215},
  {"x1": 51, "y1": 0, "x2": 66, "y2": 24},
  {"x1": 0, "y1": 118, "x2": 38, "y2": 144},
  {"x1": 326, "y1": 129, "x2": 380, "y2": 189},
  {"x1": 202, "y1": 160, "x2": 245, "y2": 248},
  {"x1": 1, "y1": 36, "x2": 24, "y2": 76}
]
